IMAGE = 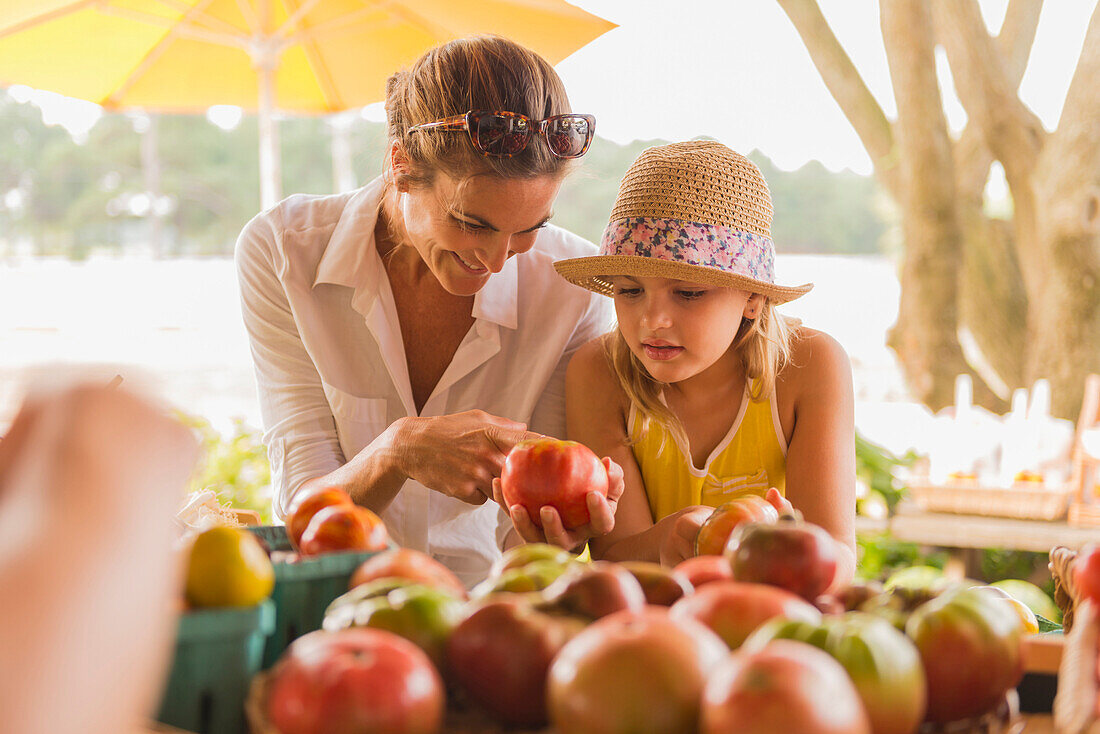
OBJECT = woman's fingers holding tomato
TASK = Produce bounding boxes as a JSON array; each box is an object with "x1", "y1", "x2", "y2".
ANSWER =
[{"x1": 491, "y1": 477, "x2": 506, "y2": 508}]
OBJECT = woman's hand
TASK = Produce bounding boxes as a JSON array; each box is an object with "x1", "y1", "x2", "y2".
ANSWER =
[
  {"x1": 495, "y1": 457, "x2": 625, "y2": 551},
  {"x1": 393, "y1": 410, "x2": 542, "y2": 505},
  {"x1": 657, "y1": 505, "x2": 714, "y2": 567},
  {"x1": 302, "y1": 409, "x2": 542, "y2": 516}
]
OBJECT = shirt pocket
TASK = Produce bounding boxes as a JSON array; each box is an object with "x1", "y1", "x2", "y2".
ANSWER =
[
  {"x1": 700, "y1": 469, "x2": 771, "y2": 507},
  {"x1": 321, "y1": 383, "x2": 389, "y2": 460}
]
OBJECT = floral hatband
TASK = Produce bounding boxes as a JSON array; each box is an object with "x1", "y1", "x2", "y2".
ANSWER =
[{"x1": 600, "y1": 217, "x2": 776, "y2": 284}]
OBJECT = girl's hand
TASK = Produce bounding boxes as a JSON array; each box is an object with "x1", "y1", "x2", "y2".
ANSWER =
[
  {"x1": 495, "y1": 456, "x2": 625, "y2": 551},
  {"x1": 765, "y1": 487, "x2": 795, "y2": 517},
  {"x1": 658, "y1": 505, "x2": 713, "y2": 567}
]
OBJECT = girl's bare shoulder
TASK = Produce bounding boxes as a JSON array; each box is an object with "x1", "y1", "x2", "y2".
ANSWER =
[
  {"x1": 566, "y1": 336, "x2": 631, "y2": 416},
  {"x1": 780, "y1": 326, "x2": 852, "y2": 395}
]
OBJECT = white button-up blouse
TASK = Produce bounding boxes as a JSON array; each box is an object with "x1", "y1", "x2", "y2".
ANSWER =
[{"x1": 235, "y1": 177, "x2": 613, "y2": 585}]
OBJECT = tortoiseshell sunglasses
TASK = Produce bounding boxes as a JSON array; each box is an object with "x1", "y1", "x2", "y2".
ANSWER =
[{"x1": 406, "y1": 110, "x2": 595, "y2": 159}]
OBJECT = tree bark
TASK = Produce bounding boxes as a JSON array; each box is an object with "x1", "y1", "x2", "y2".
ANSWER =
[
  {"x1": 936, "y1": 0, "x2": 1042, "y2": 399},
  {"x1": 778, "y1": 0, "x2": 1099, "y2": 419},
  {"x1": 880, "y1": 0, "x2": 994, "y2": 411},
  {"x1": 1030, "y1": 4, "x2": 1100, "y2": 417},
  {"x1": 934, "y1": 0, "x2": 1046, "y2": 298}
]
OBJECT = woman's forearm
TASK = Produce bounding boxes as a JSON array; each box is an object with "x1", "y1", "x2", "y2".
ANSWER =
[{"x1": 299, "y1": 418, "x2": 411, "y2": 515}]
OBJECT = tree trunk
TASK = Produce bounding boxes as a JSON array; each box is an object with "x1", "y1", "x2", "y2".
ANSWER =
[
  {"x1": 881, "y1": 0, "x2": 995, "y2": 410},
  {"x1": 943, "y1": 0, "x2": 1041, "y2": 401},
  {"x1": 956, "y1": 202, "x2": 1027, "y2": 395},
  {"x1": 777, "y1": 0, "x2": 1099, "y2": 419},
  {"x1": 1029, "y1": 4, "x2": 1100, "y2": 418}
]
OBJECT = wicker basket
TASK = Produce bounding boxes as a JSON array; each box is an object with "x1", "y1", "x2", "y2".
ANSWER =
[
  {"x1": 1049, "y1": 546, "x2": 1079, "y2": 631},
  {"x1": 1069, "y1": 501, "x2": 1100, "y2": 527},
  {"x1": 908, "y1": 479, "x2": 1072, "y2": 521}
]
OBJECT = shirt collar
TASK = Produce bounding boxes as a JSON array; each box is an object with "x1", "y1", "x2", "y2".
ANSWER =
[
  {"x1": 313, "y1": 177, "x2": 385, "y2": 292},
  {"x1": 313, "y1": 175, "x2": 519, "y2": 330},
  {"x1": 472, "y1": 253, "x2": 519, "y2": 330}
]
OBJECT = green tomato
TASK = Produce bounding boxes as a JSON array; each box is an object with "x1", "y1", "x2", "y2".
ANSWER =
[
  {"x1": 744, "y1": 612, "x2": 926, "y2": 734},
  {"x1": 906, "y1": 587, "x2": 1024, "y2": 723},
  {"x1": 991, "y1": 578, "x2": 1061, "y2": 623},
  {"x1": 491, "y1": 542, "x2": 578, "y2": 577},
  {"x1": 472, "y1": 559, "x2": 573, "y2": 598},
  {"x1": 323, "y1": 583, "x2": 465, "y2": 667},
  {"x1": 883, "y1": 565, "x2": 950, "y2": 592}
]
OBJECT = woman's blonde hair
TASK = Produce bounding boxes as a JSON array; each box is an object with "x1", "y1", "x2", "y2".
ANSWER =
[
  {"x1": 606, "y1": 299, "x2": 798, "y2": 449},
  {"x1": 384, "y1": 35, "x2": 575, "y2": 188}
]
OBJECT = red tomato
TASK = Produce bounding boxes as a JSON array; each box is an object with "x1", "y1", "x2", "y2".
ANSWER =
[
  {"x1": 670, "y1": 581, "x2": 821, "y2": 649},
  {"x1": 673, "y1": 554, "x2": 734, "y2": 589},
  {"x1": 701, "y1": 639, "x2": 871, "y2": 734},
  {"x1": 547, "y1": 608, "x2": 728, "y2": 734},
  {"x1": 727, "y1": 517, "x2": 839, "y2": 601},
  {"x1": 1075, "y1": 544, "x2": 1100, "y2": 603},
  {"x1": 266, "y1": 628, "x2": 444, "y2": 734},
  {"x1": 299, "y1": 505, "x2": 389, "y2": 557},
  {"x1": 500, "y1": 438, "x2": 608, "y2": 529},
  {"x1": 905, "y1": 587, "x2": 1024, "y2": 723},
  {"x1": 744, "y1": 612, "x2": 927, "y2": 734},
  {"x1": 619, "y1": 561, "x2": 693, "y2": 606},
  {"x1": 695, "y1": 495, "x2": 779, "y2": 556},
  {"x1": 349, "y1": 548, "x2": 466, "y2": 597},
  {"x1": 446, "y1": 600, "x2": 584, "y2": 728},
  {"x1": 286, "y1": 487, "x2": 353, "y2": 550}
]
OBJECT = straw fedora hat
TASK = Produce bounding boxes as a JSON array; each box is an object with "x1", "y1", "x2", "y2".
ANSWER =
[{"x1": 554, "y1": 140, "x2": 812, "y2": 304}]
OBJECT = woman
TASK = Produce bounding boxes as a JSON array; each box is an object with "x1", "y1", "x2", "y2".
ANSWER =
[{"x1": 236, "y1": 36, "x2": 618, "y2": 586}]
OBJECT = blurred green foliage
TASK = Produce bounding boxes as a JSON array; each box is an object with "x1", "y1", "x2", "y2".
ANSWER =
[
  {"x1": 981, "y1": 549, "x2": 1055, "y2": 597},
  {"x1": 856, "y1": 535, "x2": 948, "y2": 582},
  {"x1": 856, "y1": 430, "x2": 918, "y2": 512},
  {"x1": 852, "y1": 432, "x2": 1051, "y2": 592},
  {"x1": 1, "y1": 90, "x2": 889, "y2": 257},
  {"x1": 177, "y1": 412, "x2": 274, "y2": 524}
]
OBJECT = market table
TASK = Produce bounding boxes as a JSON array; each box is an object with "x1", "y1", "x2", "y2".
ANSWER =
[{"x1": 856, "y1": 505, "x2": 1100, "y2": 552}]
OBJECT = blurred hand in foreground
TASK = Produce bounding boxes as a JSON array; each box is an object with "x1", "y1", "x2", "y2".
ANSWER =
[{"x1": 0, "y1": 382, "x2": 198, "y2": 734}]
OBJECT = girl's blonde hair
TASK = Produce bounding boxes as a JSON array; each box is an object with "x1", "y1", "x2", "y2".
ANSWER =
[
  {"x1": 384, "y1": 35, "x2": 575, "y2": 188},
  {"x1": 605, "y1": 298, "x2": 798, "y2": 449}
]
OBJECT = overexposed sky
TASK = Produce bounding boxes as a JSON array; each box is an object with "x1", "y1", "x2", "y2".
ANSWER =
[
  {"x1": 8, "y1": 0, "x2": 1095, "y2": 176},
  {"x1": 557, "y1": 0, "x2": 1093, "y2": 173}
]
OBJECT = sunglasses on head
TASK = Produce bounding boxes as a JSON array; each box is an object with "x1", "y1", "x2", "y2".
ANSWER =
[{"x1": 406, "y1": 110, "x2": 596, "y2": 159}]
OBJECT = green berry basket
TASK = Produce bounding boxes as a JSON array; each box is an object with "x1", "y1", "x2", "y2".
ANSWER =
[
  {"x1": 156, "y1": 599, "x2": 275, "y2": 734},
  {"x1": 263, "y1": 547, "x2": 389, "y2": 667},
  {"x1": 246, "y1": 524, "x2": 294, "y2": 553}
]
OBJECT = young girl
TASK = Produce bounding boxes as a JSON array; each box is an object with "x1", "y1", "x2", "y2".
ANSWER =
[{"x1": 550, "y1": 140, "x2": 856, "y2": 585}]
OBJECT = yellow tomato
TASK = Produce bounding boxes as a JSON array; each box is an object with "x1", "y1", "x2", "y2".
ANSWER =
[{"x1": 185, "y1": 526, "x2": 275, "y2": 608}]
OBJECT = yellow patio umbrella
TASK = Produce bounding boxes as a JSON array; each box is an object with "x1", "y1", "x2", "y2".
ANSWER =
[{"x1": 0, "y1": 0, "x2": 614, "y2": 207}]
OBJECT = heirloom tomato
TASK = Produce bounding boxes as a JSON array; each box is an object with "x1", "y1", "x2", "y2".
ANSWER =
[{"x1": 500, "y1": 438, "x2": 608, "y2": 529}]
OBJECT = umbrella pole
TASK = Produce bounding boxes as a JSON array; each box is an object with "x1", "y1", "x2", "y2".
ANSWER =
[{"x1": 258, "y1": 61, "x2": 281, "y2": 210}]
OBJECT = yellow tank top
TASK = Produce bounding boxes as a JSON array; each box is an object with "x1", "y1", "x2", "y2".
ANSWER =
[{"x1": 628, "y1": 382, "x2": 787, "y2": 521}]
